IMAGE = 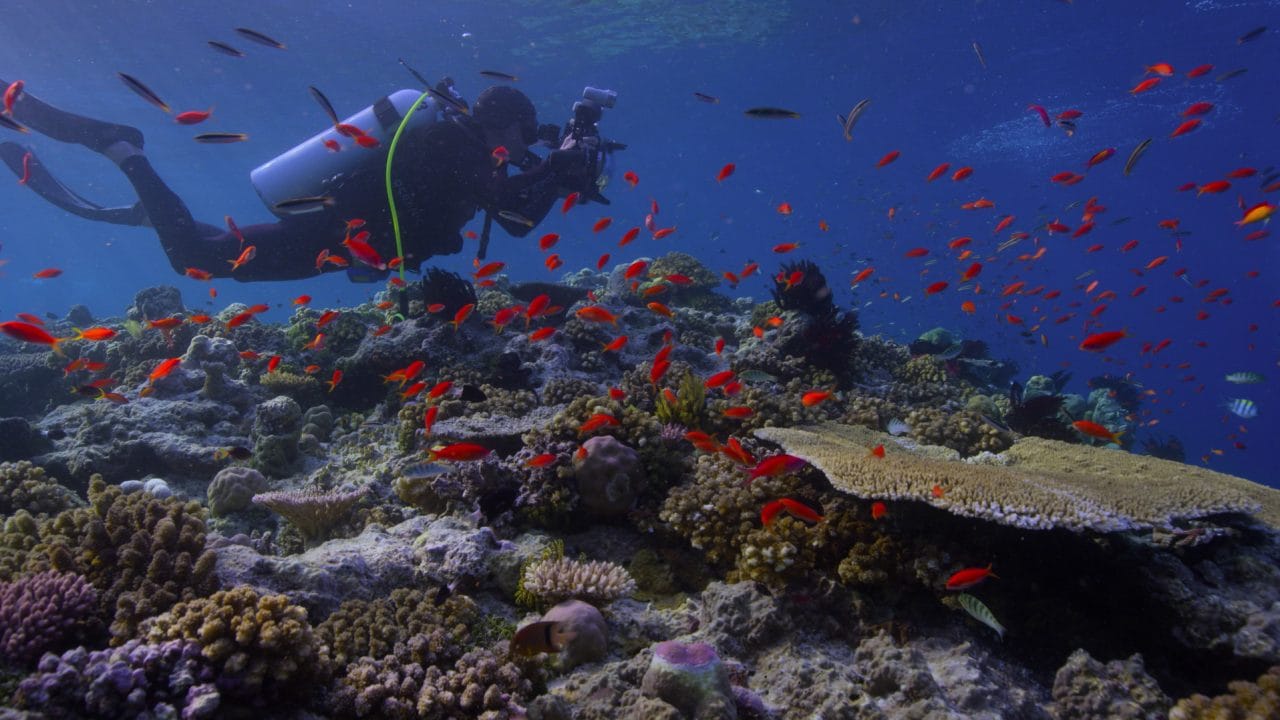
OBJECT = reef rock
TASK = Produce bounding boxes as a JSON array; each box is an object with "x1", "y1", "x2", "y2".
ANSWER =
[
  {"x1": 212, "y1": 515, "x2": 428, "y2": 619},
  {"x1": 251, "y1": 395, "x2": 302, "y2": 477},
  {"x1": 1049, "y1": 648, "x2": 1170, "y2": 720},
  {"x1": 573, "y1": 434, "x2": 641, "y2": 517}
]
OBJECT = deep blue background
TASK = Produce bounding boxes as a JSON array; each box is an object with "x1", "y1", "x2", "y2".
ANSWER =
[{"x1": 1, "y1": 0, "x2": 1276, "y2": 484}]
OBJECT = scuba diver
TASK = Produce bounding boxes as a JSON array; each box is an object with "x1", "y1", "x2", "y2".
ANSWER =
[{"x1": 0, "y1": 78, "x2": 608, "y2": 283}]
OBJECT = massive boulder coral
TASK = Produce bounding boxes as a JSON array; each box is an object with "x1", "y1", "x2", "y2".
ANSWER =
[{"x1": 755, "y1": 423, "x2": 1280, "y2": 532}]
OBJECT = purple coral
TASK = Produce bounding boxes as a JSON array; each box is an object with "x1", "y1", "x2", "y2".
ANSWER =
[
  {"x1": 641, "y1": 640, "x2": 735, "y2": 718},
  {"x1": 0, "y1": 570, "x2": 100, "y2": 667},
  {"x1": 15, "y1": 638, "x2": 220, "y2": 719}
]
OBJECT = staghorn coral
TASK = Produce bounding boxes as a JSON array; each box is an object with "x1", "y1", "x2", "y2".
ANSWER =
[
  {"x1": 0, "y1": 461, "x2": 83, "y2": 517},
  {"x1": 519, "y1": 555, "x2": 637, "y2": 607},
  {"x1": 1169, "y1": 665, "x2": 1280, "y2": 719},
  {"x1": 755, "y1": 423, "x2": 1280, "y2": 532},
  {"x1": 141, "y1": 585, "x2": 328, "y2": 707},
  {"x1": 316, "y1": 587, "x2": 480, "y2": 671},
  {"x1": 24, "y1": 475, "x2": 218, "y2": 643},
  {"x1": 0, "y1": 570, "x2": 101, "y2": 667},
  {"x1": 253, "y1": 486, "x2": 366, "y2": 548},
  {"x1": 14, "y1": 639, "x2": 220, "y2": 719}
]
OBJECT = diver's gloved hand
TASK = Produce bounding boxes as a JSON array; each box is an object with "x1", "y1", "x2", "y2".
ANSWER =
[{"x1": 548, "y1": 144, "x2": 592, "y2": 195}]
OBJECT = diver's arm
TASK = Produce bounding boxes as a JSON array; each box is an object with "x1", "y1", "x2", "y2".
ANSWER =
[{"x1": 488, "y1": 158, "x2": 561, "y2": 237}]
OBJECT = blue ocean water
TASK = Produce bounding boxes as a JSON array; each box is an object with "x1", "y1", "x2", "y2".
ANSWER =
[{"x1": 0, "y1": 0, "x2": 1275, "y2": 484}]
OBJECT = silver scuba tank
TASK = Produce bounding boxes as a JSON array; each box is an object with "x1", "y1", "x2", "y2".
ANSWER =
[{"x1": 250, "y1": 89, "x2": 442, "y2": 219}]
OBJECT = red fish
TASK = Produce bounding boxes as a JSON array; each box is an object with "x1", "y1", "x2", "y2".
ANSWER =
[
  {"x1": 529, "y1": 326, "x2": 556, "y2": 342},
  {"x1": 1130, "y1": 77, "x2": 1161, "y2": 94},
  {"x1": 876, "y1": 150, "x2": 900, "y2": 167},
  {"x1": 716, "y1": 162, "x2": 735, "y2": 182},
  {"x1": 0, "y1": 321, "x2": 67, "y2": 354},
  {"x1": 925, "y1": 281, "x2": 949, "y2": 295},
  {"x1": 1073, "y1": 419, "x2": 1124, "y2": 444},
  {"x1": 747, "y1": 454, "x2": 808, "y2": 480},
  {"x1": 623, "y1": 170, "x2": 639, "y2": 187},
  {"x1": 946, "y1": 564, "x2": 997, "y2": 590},
  {"x1": 1079, "y1": 329, "x2": 1128, "y2": 352},
  {"x1": 579, "y1": 413, "x2": 620, "y2": 434},
  {"x1": 801, "y1": 390, "x2": 832, "y2": 407},
  {"x1": 1182, "y1": 102, "x2": 1213, "y2": 117},
  {"x1": 1170, "y1": 119, "x2": 1201, "y2": 138},
  {"x1": 652, "y1": 227, "x2": 677, "y2": 240},
  {"x1": 1086, "y1": 147, "x2": 1115, "y2": 168},
  {"x1": 592, "y1": 217, "x2": 613, "y2": 233},
  {"x1": 761, "y1": 498, "x2": 823, "y2": 526},
  {"x1": 850, "y1": 267, "x2": 875, "y2": 285},
  {"x1": 952, "y1": 166, "x2": 974, "y2": 181},
  {"x1": 427, "y1": 443, "x2": 491, "y2": 462},
  {"x1": 961, "y1": 263, "x2": 983, "y2": 282},
  {"x1": 174, "y1": 107, "x2": 214, "y2": 125},
  {"x1": 3, "y1": 80, "x2": 23, "y2": 115},
  {"x1": 705, "y1": 370, "x2": 735, "y2": 388},
  {"x1": 560, "y1": 192, "x2": 580, "y2": 214},
  {"x1": 1027, "y1": 104, "x2": 1050, "y2": 127},
  {"x1": 228, "y1": 245, "x2": 257, "y2": 271},
  {"x1": 870, "y1": 501, "x2": 887, "y2": 520},
  {"x1": 450, "y1": 303, "x2": 474, "y2": 331},
  {"x1": 723, "y1": 406, "x2": 754, "y2": 419},
  {"x1": 601, "y1": 335, "x2": 627, "y2": 352},
  {"x1": 32, "y1": 268, "x2": 62, "y2": 279},
  {"x1": 904, "y1": 247, "x2": 929, "y2": 258},
  {"x1": 148, "y1": 357, "x2": 182, "y2": 382},
  {"x1": 1186, "y1": 64, "x2": 1214, "y2": 78},
  {"x1": 618, "y1": 227, "x2": 640, "y2": 247},
  {"x1": 926, "y1": 163, "x2": 950, "y2": 182},
  {"x1": 576, "y1": 306, "x2": 618, "y2": 325}
]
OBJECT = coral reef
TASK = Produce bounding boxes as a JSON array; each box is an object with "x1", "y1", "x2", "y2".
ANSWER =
[
  {"x1": 22, "y1": 475, "x2": 218, "y2": 642},
  {"x1": 140, "y1": 586, "x2": 329, "y2": 707},
  {"x1": 640, "y1": 641, "x2": 736, "y2": 719},
  {"x1": 0, "y1": 461, "x2": 83, "y2": 517},
  {"x1": 333, "y1": 646, "x2": 534, "y2": 720},
  {"x1": 207, "y1": 466, "x2": 269, "y2": 516},
  {"x1": 253, "y1": 486, "x2": 366, "y2": 547},
  {"x1": 1050, "y1": 649, "x2": 1170, "y2": 719},
  {"x1": 14, "y1": 639, "x2": 220, "y2": 719},
  {"x1": 519, "y1": 555, "x2": 637, "y2": 606},
  {"x1": 1169, "y1": 665, "x2": 1280, "y2": 719},
  {"x1": 755, "y1": 423, "x2": 1280, "y2": 531},
  {"x1": 251, "y1": 395, "x2": 304, "y2": 477},
  {"x1": 0, "y1": 570, "x2": 100, "y2": 667},
  {"x1": 573, "y1": 434, "x2": 641, "y2": 517},
  {"x1": 315, "y1": 587, "x2": 480, "y2": 671},
  {"x1": 903, "y1": 407, "x2": 1013, "y2": 457}
]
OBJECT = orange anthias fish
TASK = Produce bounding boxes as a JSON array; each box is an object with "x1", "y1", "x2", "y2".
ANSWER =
[
  {"x1": 174, "y1": 107, "x2": 214, "y2": 125},
  {"x1": 148, "y1": 357, "x2": 182, "y2": 382},
  {"x1": 801, "y1": 390, "x2": 833, "y2": 407},
  {"x1": 0, "y1": 321, "x2": 68, "y2": 354},
  {"x1": 74, "y1": 327, "x2": 118, "y2": 341},
  {"x1": 579, "y1": 413, "x2": 620, "y2": 434},
  {"x1": 427, "y1": 443, "x2": 491, "y2": 462},
  {"x1": 870, "y1": 501, "x2": 888, "y2": 520},
  {"x1": 32, "y1": 268, "x2": 63, "y2": 279},
  {"x1": 747, "y1": 450, "x2": 803, "y2": 479},
  {"x1": 761, "y1": 498, "x2": 824, "y2": 526},
  {"x1": 946, "y1": 564, "x2": 997, "y2": 590},
  {"x1": 526, "y1": 453, "x2": 558, "y2": 468},
  {"x1": 716, "y1": 162, "x2": 735, "y2": 182},
  {"x1": 450, "y1": 303, "x2": 475, "y2": 331},
  {"x1": 576, "y1": 306, "x2": 618, "y2": 325},
  {"x1": 185, "y1": 267, "x2": 214, "y2": 281},
  {"x1": 1072, "y1": 419, "x2": 1124, "y2": 444},
  {"x1": 1079, "y1": 329, "x2": 1128, "y2": 352},
  {"x1": 228, "y1": 245, "x2": 257, "y2": 271}
]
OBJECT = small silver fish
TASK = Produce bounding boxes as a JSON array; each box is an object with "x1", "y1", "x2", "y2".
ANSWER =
[
  {"x1": 497, "y1": 210, "x2": 535, "y2": 227},
  {"x1": 886, "y1": 419, "x2": 911, "y2": 437},
  {"x1": 234, "y1": 27, "x2": 287, "y2": 50},
  {"x1": 193, "y1": 132, "x2": 249, "y2": 144},
  {"x1": 971, "y1": 41, "x2": 987, "y2": 69},
  {"x1": 274, "y1": 195, "x2": 335, "y2": 213},
  {"x1": 737, "y1": 369, "x2": 778, "y2": 384},
  {"x1": 957, "y1": 593, "x2": 1005, "y2": 640},
  {"x1": 206, "y1": 40, "x2": 245, "y2": 57},
  {"x1": 479, "y1": 70, "x2": 519, "y2": 82},
  {"x1": 1225, "y1": 371, "x2": 1265, "y2": 384},
  {"x1": 1123, "y1": 138, "x2": 1152, "y2": 177},
  {"x1": 839, "y1": 99, "x2": 871, "y2": 141},
  {"x1": 117, "y1": 72, "x2": 171, "y2": 113}
]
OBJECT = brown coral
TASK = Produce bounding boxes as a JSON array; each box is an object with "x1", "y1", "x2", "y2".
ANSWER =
[
  {"x1": 755, "y1": 423, "x2": 1280, "y2": 532},
  {"x1": 1169, "y1": 665, "x2": 1280, "y2": 719},
  {"x1": 141, "y1": 585, "x2": 328, "y2": 704},
  {"x1": 316, "y1": 587, "x2": 480, "y2": 670},
  {"x1": 0, "y1": 461, "x2": 83, "y2": 518}
]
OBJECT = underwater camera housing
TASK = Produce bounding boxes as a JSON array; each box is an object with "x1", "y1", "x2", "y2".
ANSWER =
[{"x1": 539, "y1": 86, "x2": 626, "y2": 204}]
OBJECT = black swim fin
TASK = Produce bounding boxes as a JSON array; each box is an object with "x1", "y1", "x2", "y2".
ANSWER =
[
  {"x1": 0, "y1": 77, "x2": 144, "y2": 154},
  {"x1": 1, "y1": 142, "x2": 150, "y2": 226}
]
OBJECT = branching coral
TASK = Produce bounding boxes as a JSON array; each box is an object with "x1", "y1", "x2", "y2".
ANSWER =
[
  {"x1": 1169, "y1": 666, "x2": 1280, "y2": 719},
  {"x1": 141, "y1": 586, "x2": 328, "y2": 707},
  {"x1": 332, "y1": 646, "x2": 534, "y2": 720},
  {"x1": 0, "y1": 570, "x2": 101, "y2": 667},
  {"x1": 316, "y1": 587, "x2": 481, "y2": 671},
  {"x1": 24, "y1": 475, "x2": 218, "y2": 642},
  {"x1": 518, "y1": 556, "x2": 637, "y2": 606},
  {"x1": 0, "y1": 461, "x2": 83, "y2": 517}
]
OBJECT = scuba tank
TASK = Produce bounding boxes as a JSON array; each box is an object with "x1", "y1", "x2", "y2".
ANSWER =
[{"x1": 249, "y1": 89, "x2": 443, "y2": 219}]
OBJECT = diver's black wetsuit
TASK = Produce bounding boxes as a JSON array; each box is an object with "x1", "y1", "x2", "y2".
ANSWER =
[
  {"x1": 107, "y1": 117, "x2": 560, "y2": 282},
  {"x1": 0, "y1": 83, "x2": 564, "y2": 282}
]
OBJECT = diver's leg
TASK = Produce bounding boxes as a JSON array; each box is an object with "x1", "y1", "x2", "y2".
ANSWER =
[{"x1": 2, "y1": 80, "x2": 144, "y2": 153}]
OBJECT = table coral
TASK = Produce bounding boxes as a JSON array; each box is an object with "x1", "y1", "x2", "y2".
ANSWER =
[
  {"x1": 755, "y1": 423, "x2": 1280, "y2": 532},
  {"x1": 253, "y1": 486, "x2": 366, "y2": 547}
]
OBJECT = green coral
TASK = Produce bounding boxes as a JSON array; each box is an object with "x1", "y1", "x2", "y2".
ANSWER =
[
  {"x1": 258, "y1": 371, "x2": 324, "y2": 408},
  {"x1": 142, "y1": 586, "x2": 329, "y2": 705},
  {"x1": 655, "y1": 370, "x2": 707, "y2": 428}
]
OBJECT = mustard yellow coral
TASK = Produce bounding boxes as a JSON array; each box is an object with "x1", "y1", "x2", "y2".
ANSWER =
[{"x1": 754, "y1": 423, "x2": 1280, "y2": 533}]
